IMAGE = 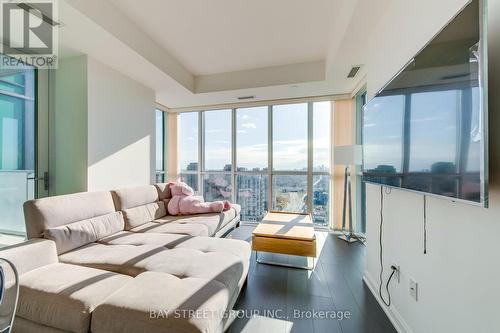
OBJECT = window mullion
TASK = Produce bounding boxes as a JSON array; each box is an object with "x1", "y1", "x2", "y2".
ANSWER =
[
  {"x1": 307, "y1": 102, "x2": 314, "y2": 215},
  {"x1": 268, "y1": 105, "x2": 273, "y2": 212},
  {"x1": 199, "y1": 111, "x2": 204, "y2": 194},
  {"x1": 231, "y1": 108, "x2": 237, "y2": 203},
  {"x1": 163, "y1": 111, "x2": 168, "y2": 181}
]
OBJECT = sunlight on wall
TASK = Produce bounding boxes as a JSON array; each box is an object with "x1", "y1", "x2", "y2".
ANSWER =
[{"x1": 87, "y1": 136, "x2": 151, "y2": 191}]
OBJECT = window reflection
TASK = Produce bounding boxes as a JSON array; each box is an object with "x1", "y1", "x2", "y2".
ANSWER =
[
  {"x1": 362, "y1": 0, "x2": 484, "y2": 203},
  {"x1": 363, "y1": 85, "x2": 481, "y2": 201},
  {"x1": 363, "y1": 95, "x2": 405, "y2": 173}
]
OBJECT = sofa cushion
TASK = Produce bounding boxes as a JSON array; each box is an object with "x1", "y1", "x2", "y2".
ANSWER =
[
  {"x1": 111, "y1": 185, "x2": 160, "y2": 210},
  {"x1": 23, "y1": 191, "x2": 116, "y2": 239},
  {"x1": 0, "y1": 239, "x2": 58, "y2": 276},
  {"x1": 155, "y1": 183, "x2": 172, "y2": 200},
  {"x1": 91, "y1": 271, "x2": 229, "y2": 333},
  {"x1": 13, "y1": 317, "x2": 70, "y2": 333},
  {"x1": 97, "y1": 232, "x2": 251, "y2": 288},
  {"x1": 44, "y1": 211, "x2": 125, "y2": 254},
  {"x1": 130, "y1": 220, "x2": 210, "y2": 237},
  {"x1": 153, "y1": 205, "x2": 240, "y2": 237},
  {"x1": 231, "y1": 204, "x2": 241, "y2": 215},
  {"x1": 98, "y1": 232, "x2": 251, "y2": 265},
  {"x1": 122, "y1": 201, "x2": 166, "y2": 230},
  {"x1": 16, "y1": 263, "x2": 132, "y2": 333},
  {"x1": 156, "y1": 214, "x2": 221, "y2": 236},
  {"x1": 59, "y1": 242, "x2": 248, "y2": 293}
]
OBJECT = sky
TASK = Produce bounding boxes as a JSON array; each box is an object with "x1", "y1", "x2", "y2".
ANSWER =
[{"x1": 178, "y1": 102, "x2": 331, "y2": 172}]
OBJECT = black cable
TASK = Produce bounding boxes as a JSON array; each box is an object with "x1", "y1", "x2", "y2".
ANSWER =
[
  {"x1": 379, "y1": 186, "x2": 396, "y2": 307},
  {"x1": 423, "y1": 195, "x2": 427, "y2": 254}
]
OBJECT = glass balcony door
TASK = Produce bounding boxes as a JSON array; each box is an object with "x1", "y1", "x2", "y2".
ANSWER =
[{"x1": 0, "y1": 61, "x2": 48, "y2": 235}]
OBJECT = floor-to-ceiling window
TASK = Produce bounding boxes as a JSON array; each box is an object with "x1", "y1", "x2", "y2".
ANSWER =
[
  {"x1": 178, "y1": 112, "x2": 199, "y2": 191},
  {"x1": 155, "y1": 109, "x2": 165, "y2": 182},
  {"x1": 236, "y1": 106, "x2": 269, "y2": 222},
  {"x1": 203, "y1": 109, "x2": 232, "y2": 202},
  {"x1": 0, "y1": 66, "x2": 36, "y2": 235},
  {"x1": 272, "y1": 103, "x2": 308, "y2": 215},
  {"x1": 177, "y1": 100, "x2": 332, "y2": 227},
  {"x1": 312, "y1": 101, "x2": 331, "y2": 225}
]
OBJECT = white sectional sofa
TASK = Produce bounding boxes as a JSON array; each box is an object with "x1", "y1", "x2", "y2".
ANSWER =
[{"x1": 0, "y1": 184, "x2": 249, "y2": 333}]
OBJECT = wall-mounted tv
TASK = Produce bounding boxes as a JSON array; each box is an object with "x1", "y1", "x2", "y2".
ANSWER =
[{"x1": 362, "y1": 0, "x2": 488, "y2": 206}]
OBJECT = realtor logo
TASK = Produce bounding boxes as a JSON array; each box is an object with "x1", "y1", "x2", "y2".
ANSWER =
[{"x1": 0, "y1": 0, "x2": 58, "y2": 68}]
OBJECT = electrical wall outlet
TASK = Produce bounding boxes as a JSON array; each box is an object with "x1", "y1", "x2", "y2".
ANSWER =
[
  {"x1": 391, "y1": 262, "x2": 400, "y2": 283},
  {"x1": 409, "y1": 278, "x2": 418, "y2": 301}
]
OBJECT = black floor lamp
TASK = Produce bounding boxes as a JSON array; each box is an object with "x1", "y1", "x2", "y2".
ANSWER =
[{"x1": 333, "y1": 145, "x2": 362, "y2": 243}]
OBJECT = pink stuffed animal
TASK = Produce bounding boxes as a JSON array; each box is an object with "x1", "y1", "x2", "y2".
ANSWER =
[{"x1": 167, "y1": 181, "x2": 231, "y2": 216}]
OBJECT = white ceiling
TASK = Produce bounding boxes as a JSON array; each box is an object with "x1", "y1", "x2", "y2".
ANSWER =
[
  {"x1": 59, "y1": 0, "x2": 393, "y2": 108},
  {"x1": 107, "y1": 0, "x2": 337, "y2": 76}
]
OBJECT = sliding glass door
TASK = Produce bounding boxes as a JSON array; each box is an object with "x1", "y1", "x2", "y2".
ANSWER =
[{"x1": 0, "y1": 61, "x2": 48, "y2": 235}]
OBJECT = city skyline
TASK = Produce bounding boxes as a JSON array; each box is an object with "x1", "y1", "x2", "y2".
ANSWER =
[{"x1": 177, "y1": 102, "x2": 331, "y2": 225}]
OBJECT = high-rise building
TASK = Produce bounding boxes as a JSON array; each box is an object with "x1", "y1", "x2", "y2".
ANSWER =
[{"x1": 237, "y1": 175, "x2": 268, "y2": 222}]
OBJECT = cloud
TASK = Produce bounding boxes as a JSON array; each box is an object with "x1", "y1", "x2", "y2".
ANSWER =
[
  {"x1": 241, "y1": 122, "x2": 257, "y2": 129},
  {"x1": 205, "y1": 129, "x2": 223, "y2": 134}
]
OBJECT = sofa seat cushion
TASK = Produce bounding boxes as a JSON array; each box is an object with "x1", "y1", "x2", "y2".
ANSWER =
[
  {"x1": 155, "y1": 214, "x2": 222, "y2": 237},
  {"x1": 44, "y1": 211, "x2": 125, "y2": 254},
  {"x1": 130, "y1": 220, "x2": 210, "y2": 237},
  {"x1": 153, "y1": 204, "x2": 241, "y2": 237},
  {"x1": 98, "y1": 232, "x2": 251, "y2": 265},
  {"x1": 91, "y1": 271, "x2": 229, "y2": 333},
  {"x1": 59, "y1": 242, "x2": 248, "y2": 293},
  {"x1": 17, "y1": 263, "x2": 132, "y2": 333}
]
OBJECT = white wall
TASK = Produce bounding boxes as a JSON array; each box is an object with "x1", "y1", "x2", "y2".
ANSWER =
[
  {"x1": 86, "y1": 57, "x2": 156, "y2": 191},
  {"x1": 53, "y1": 56, "x2": 88, "y2": 195},
  {"x1": 52, "y1": 55, "x2": 156, "y2": 193},
  {"x1": 363, "y1": 1, "x2": 500, "y2": 333}
]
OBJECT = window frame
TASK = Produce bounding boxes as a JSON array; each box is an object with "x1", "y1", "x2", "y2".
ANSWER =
[
  {"x1": 177, "y1": 98, "x2": 332, "y2": 226},
  {"x1": 155, "y1": 109, "x2": 166, "y2": 182}
]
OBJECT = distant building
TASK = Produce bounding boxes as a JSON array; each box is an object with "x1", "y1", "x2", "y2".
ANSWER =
[
  {"x1": 182, "y1": 162, "x2": 198, "y2": 190},
  {"x1": 237, "y1": 175, "x2": 268, "y2": 222}
]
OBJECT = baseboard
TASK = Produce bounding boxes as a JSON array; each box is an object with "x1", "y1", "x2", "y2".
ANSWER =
[{"x1": 363, "y1": 272, "x2": 414, "y2": 333}]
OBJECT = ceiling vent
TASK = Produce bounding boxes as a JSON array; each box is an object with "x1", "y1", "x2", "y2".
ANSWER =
[
  {"x1": 238, "y1": 95, "x2": 255, "y2": 101},
  {"x1": 347, "y1": 66, "x2": 361, "y2": 78}
]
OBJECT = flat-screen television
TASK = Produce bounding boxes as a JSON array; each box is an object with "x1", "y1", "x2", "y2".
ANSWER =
[{"x1": 362, "y1": 0, "x2": 488, "y2": 206}]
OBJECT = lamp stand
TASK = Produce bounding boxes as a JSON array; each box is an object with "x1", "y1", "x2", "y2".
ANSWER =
[{"x1": 338, "y1": 165, "x2": 359, "y2": 243}]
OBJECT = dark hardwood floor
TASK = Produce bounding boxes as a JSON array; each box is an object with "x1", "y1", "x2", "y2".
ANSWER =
[{"x1": 225, "y1": 225, "x2": 397, "y2": 333}]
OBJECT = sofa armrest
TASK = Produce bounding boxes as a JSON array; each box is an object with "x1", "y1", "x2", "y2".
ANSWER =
[{"x1": 0, "y1": 239, "x2": 58, "y2": 276}]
